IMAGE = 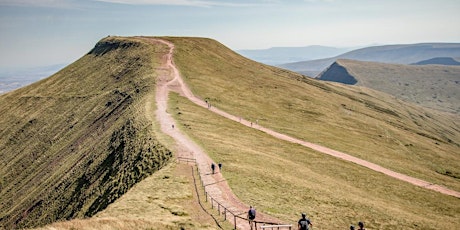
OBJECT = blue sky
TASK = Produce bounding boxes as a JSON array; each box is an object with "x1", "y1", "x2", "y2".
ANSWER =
[{"x1": 1, "y1": 0, "x2": 459, "y2": 70}]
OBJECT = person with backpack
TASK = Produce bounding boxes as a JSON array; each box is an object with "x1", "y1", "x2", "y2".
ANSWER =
[
  {"x1": 247, "y1": 206, "x2": 256, "y2": 229},
  {"x1": 298, "y1": 213, "x2": 313, "y2": 230},
  {"x1": 357, "y1": 221, "x2": 365, "y2": 230}
]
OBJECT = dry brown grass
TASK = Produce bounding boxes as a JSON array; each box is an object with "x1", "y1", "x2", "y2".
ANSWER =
[
  {"x1": 0, "y1": 37, "x2": 172, "y2": 229},
  {"x1": 328, "y1": 59, "x2": 460, "y2": 114},
  {"x1": 161, "y1": 37, "x2": 460, "y2": 229},
  {"x1": 4, "y1": 36, "x2": 459, "y2": 229},
  {"x1": 35, "y1": 163, "x2": 222, "y2": 230},
  {"x1": 169, "y1": 91, "x2": 460, "y2": 229}
]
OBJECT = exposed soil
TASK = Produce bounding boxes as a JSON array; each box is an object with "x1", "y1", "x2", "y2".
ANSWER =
[{"x1": 145, "y1": 37, "x2": 460, "y2": 229}]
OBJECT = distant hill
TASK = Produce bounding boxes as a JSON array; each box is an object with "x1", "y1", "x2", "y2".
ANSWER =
[
  {"x1": 316, "y1": 59, "x2": 460, "y2": 114},
  {"x1": 0, "y1": 37, "x2": 172, "y2": 229},
  {"x1": 412, "y1": 57, "x2": 460, "y2": 65},
  {"x1": 236, "y1": 45, "x2": 352, "y2": 65},
  {"x1": 280, "y1": 43, "x2": 460, "y2": 76}
]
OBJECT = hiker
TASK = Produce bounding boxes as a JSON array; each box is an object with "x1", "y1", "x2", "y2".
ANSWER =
[
  {"x1": 350, "y1": 225, "x2": 355, "y2": 230},
  {"x1": 298, "y1": 213, "x2": 312, "y2": 230},
  {"x1": 358, "y1": 221, "x2": 365, "y2": 230},
  {"x1": 211, "y1": 163, "x2": 215, "y2": 174},
  {"x1": 218, "y1": 163, "x2": 222, "y2": 172},
  {"x1": 172, "y1": 124, "x2": 174, "y2": 129},
  {"x1": 247, "y1": 206, "x2": 256, "y2": 229}
]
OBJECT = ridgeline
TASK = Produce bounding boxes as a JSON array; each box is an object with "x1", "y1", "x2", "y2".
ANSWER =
[{"x1": 0, "y1": 37, "x2": 172, "y2": 229}]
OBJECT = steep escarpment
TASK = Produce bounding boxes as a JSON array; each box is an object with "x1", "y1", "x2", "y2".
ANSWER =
[
  {"x1": 316, "y1": 61, "x2": 357, "y2": 84},
  {"x1": 0, "y1": 37, "x2": 172, "y2": 229}
]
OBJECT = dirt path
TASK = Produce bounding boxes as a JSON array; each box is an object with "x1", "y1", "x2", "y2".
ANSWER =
[
  {"x1": 146, "y1": 36, "x2": 459, "y2": 228},
  {"x1": 146, "y1": 38, "x2": 284, "y2": 229}
]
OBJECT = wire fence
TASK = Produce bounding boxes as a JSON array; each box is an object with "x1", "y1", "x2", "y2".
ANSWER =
[{"x1": 177, "y1": 157, "x2": 292, "y2": 230}]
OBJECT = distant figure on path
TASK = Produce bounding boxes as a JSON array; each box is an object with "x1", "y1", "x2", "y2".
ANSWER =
[
  {"x1": 211, "y1": 163, "x2": 215, "y2": 174},
  {"x1": 247, "y1": 206, "x2": 256, "y2": 229},
  {"x1": 218, "y1": 163, "x2": 222, "y2": 172},
  {"x1": 172, "y1": 124, "x2": 174, "y2": 129},
  {"x1": 350, "y1": 225, "x2": 355, "y2": 230},
  {"x1": 298, "y1": 213, "x2": 312, "y2": 230},
  {"x1": 358, "y1": 221, "x2": 365, "y2": 230}
]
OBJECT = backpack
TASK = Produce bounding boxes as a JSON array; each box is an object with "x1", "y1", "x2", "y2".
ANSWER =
[
  {"x1": 299, "y1": 219, "x2": 310, "y2": 230},
  {"x1": 248, "y1": 209, "x2": 255, "y2": 219}
]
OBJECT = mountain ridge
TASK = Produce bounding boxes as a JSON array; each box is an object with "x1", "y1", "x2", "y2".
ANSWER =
[
  {"x1": 280, "y1": 42, "x2": 460, "y2": 76},
  {"x1": 0, "y1": 37, "x2": 172, "y2": 229},
  {"x1": 237, "y1": 45, "x2": 353, "y2": 65}
]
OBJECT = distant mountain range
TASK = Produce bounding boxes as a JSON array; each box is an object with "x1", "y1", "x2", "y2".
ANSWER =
[
  {"x1": 279, "y1": 43, "x2": 460, "y2": 77},
  {"x1": 236, "y1": 45, "x2": 354, "y2": 65},
  {"x1": 316, "y1": 59, "x2": 460, "y2": 114}
]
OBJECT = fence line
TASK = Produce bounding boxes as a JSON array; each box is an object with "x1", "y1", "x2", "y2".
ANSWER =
[
  {"x1": 177, "y1": 156, "x2": 197, "y2": 164},
  {"x1": 178, "y1": 156, "x2": 292, "y2": 229}
]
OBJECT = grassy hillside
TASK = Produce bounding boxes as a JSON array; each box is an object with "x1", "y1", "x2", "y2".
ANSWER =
[
  {"x1": 0, "y1": 37, "x2": 172, "y2": 229},
  {"x1": 2, "y1": 36, "x2": 459, "y2": 229},
  {"x1": 317, "y1": 59, "x2": 460, "y2": 114},
  {"x1": 35, "y1": 162, "x2": 224, "y2": 230},
  {"x1": 162, "y1": 37, "x2": 460, "y2": 229}
]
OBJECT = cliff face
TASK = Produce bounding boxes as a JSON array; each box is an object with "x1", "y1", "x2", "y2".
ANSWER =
[{"x1": 0, "y1": 37, "x2": 172, "y2": 229}]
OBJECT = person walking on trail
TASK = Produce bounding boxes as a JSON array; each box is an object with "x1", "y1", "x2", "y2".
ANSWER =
[
  {"x1": 247, "y1": 206, "x2": 256, "y2": 229},
  {"x1": 357, "y1": 221, "x2": 365, "y2": 230},
  {"x1": 298, "y1": 213, "x2": 312, "y2": 230},
  {"x1": 350, "y1": 225, "x2": 355, "y2": 230},
  {"x1": 211, "y1": 163, "x2": 215, "y2": 174},
  {"x1": 218, "y1": 163, "x2": 222, "y2": 172}
]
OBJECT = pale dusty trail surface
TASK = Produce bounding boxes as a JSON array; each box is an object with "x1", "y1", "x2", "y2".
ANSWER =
[
  {"x1": 145, "y1": 36, "x2": 459, "y2": 227},
  {"x1": 145, "y1": 37, "x2": 284, "y2": 229}
]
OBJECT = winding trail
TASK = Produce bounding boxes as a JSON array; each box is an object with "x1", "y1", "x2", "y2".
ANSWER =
[
  {"x1": 145, "y1": 37, "x2": 459, "y2": 227},
  {"x1": 146, "y1": 38, "x2": 283, "y2": 229}
]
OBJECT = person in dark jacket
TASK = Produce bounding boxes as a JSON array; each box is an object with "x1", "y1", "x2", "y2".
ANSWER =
[{"x1": 298, "y1": 213, "x2": 312, "y2": 230}]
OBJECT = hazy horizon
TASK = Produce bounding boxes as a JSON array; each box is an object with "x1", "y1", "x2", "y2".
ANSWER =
[{"x1": 1, "y1": 0, "x2": 460, "y2": 70}]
